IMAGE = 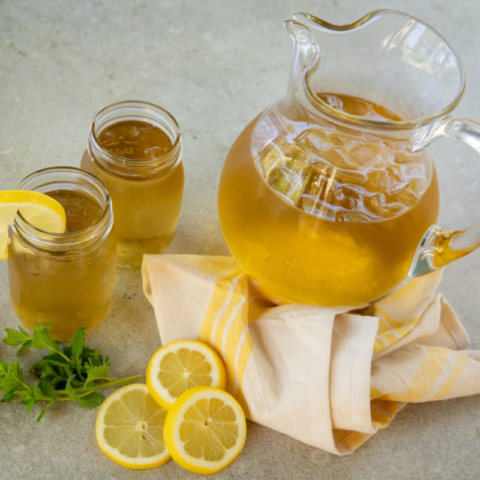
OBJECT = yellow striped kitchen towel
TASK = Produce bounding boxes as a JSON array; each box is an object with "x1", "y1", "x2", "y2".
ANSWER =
[{"x1": 142, "y1": 255, "x2": 479, "y2": 455}]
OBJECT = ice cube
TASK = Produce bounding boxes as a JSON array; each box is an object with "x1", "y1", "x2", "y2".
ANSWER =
[
  {"x1": 393, "y1": 178, "x2": 428, "y2": 208},
  {"x1": 317, "y1": 148, "x2": 358, "y2": 170},
  {"x1": 259, "y1": 138, "x2": 314, "y2": 205},
  {"x1": 397, "y1": 163, "x2": 426, "y2": 180},
  {"x1": 332, "y1": 184, "x2": 363, "y2": 210},
  {"x1": 260, "y1": 137, "x2": 311, "y2": 177},
  {"x1": 393, "y1": 151, "x2": 418, "y2": 164},
  {"x1": 366, "y1": 169, "x2": 389, "y2": 192},
  {"x1": 98, "y1": 131, "x2": 119, "y2": 147},
  {"x1": 364, "y1": 193, "x2": 406, "y2": 219},
  {"x1": 329, "y1": 134, "x2": 352, "y2": 147},
  {"x1": 349, "y1": 144, "x2": 382, "y2": 168},
  {"x1": 267, "y1": 159, "x2": 313, "y2": 206},
  {"x1": 124, "y1": 126, "x2": 141, "y2": 144},
  {"x1": 301, "y1": 174, "x2": 337, "y2": 213},
  {"x1": 333, "y1": 168, "x2": 367, "y2": 187},
  {"x1": 295, "y1": 129, "x2": 331, "y2": 153}
]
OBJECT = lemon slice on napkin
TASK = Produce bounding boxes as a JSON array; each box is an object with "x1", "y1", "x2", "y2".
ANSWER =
[
  {"x1": 164, "y1": 386, "x2": 247, "y2": 475},
  {"x1": 0, "y1": 190, "x2": 66, "y2": 260},
  {"x1": 95, "y1": 384, "x2": 170, "y2": 470},
  {"x1": 146, "y1": 340, "x2": 226, "y2": 410}
]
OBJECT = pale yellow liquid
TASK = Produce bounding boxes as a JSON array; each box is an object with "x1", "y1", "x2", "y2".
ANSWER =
[
  {"x1": 81, "y1": 121, "x2": 184, "y2": 268},
  {"x1": 8, "y1": 190, "x2": 117, "y2": 340},
  {"x1": 218, "y1": 95, "x2": 440, "y2": 306}
]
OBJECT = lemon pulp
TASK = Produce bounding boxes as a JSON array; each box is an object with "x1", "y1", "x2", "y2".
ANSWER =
[
  {"x1": 180, "y1": 397, "x2": 239, "y2": 461},
  {"x1": 96, "y1": 384, "x2": 170, "y2": 469}
]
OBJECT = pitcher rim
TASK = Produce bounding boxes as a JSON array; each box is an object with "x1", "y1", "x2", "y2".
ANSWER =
[{"x1": 297, "y1": 9, "x2": 466, "y2": 130}]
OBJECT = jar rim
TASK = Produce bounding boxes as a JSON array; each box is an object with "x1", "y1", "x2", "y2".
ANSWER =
[
  {"x1": 14, "y1": 166, "x2": 113, "y2": 252},
  {"x1": 90, "y1": 100, "x2": 181, "y2": 167}
]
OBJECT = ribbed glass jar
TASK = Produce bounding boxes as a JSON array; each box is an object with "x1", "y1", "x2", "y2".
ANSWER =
[
  {"x1": 8, "y1": 167, "x2": 117, "y2": 341},
  {"x1": 81, "y1": 101, "x2": 184, "y2": 268}
]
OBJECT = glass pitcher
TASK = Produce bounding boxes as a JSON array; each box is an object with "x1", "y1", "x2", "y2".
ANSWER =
[{"x1": 218, "y1": 9, "x2": 480, "y2": 306}]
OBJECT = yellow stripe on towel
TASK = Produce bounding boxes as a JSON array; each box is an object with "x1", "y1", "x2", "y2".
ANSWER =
[
  {"x1": 198, "y1": 272, "x2": 254, "y2": 398},
  {"x1": 373, "y1": 307, "x2": 419, "y2": 354},
  {"x1": 382, "y1": 347, "x2": 450, "y2": 402},
  {"x1": 428, "y1": 352, "x2": 468, "y2": 401}
]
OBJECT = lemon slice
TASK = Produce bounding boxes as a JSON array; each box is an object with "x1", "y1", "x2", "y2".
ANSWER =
[
  {"x1": 147, "y1": 340, "x2": 226, "y2": 410},
  {"x1": 0, "y1": 190, "x2": 66, "y2": 260},
  {"x1": 164, "y1": 386, "x2": 247, "y2": 475},
  {"x1": 95, "y1": 384, "x2": 170, "y2": 470}
]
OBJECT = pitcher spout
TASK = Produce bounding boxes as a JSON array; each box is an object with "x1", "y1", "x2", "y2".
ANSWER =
[
  {"x1": 283, "y1": 20, "x2": 320, "y2": 104},
  {"x1": 284, "y1": 10, "x2": 464, "y2": 130}
]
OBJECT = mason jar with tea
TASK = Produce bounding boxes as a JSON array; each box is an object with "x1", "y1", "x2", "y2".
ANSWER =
[
  {"x1": 8, "y1": 167, "x2": 117, "y2": 340},
  {"x1": 81, "y1": 101, "x2": 184, "y2": 268}
]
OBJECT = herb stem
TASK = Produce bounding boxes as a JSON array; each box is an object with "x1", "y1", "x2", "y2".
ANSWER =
[{"x1": 56, "y1": 375, "x2": 142, "y2": 395}]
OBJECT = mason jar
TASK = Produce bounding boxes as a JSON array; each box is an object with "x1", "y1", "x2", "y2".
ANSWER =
[
  {"x1": 8, "y1": 167, "x2": 117, "y2": 341},
  {"x1": 81, "y1": 101, "x2": 184, "y2": 268}
]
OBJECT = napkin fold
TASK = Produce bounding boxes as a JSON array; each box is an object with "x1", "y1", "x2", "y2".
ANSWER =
[{"x1": 142, "y1": 254, "x2": 480, "y2": 455}]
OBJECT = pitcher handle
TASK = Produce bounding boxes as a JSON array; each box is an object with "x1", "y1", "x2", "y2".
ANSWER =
[{"x1": 410, "y1": 116, "x2": 480, "y2": 276}]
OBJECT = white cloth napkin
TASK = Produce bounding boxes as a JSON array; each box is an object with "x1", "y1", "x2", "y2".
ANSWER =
[{"x1": 142, "y1": 254, "x2": 480, "y2": 455}]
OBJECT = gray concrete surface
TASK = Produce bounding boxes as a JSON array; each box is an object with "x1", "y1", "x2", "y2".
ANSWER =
[{"x1": 1, "y1": 0, "x2": 480, "y2": 478}]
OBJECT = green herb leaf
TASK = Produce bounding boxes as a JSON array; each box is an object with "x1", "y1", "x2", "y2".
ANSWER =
[
  {"x1": 16, "y1": 340, "x2": 33, "y2": 356},
  {"x1": 21, "y1": 387, "x2": 38, "y2": 412},
  {"x1": 1, "y1": 361, "x2": 26, "y2": 396},
  {"x1": 78, "y1": 392, "x2": 105, "y2": 409},
  {"x1": 65, "y1": 383, "x2": 76, "y2": 399},
  {"x1": 33, "y1": 386, "x2": 47, "y2": 401},
  {"x1": 1, "y1": 392, "x2": 21, "y2": 402},
  {"x1": 84, "y1": 364, "x2": 111, "y2": 386},
  {"x1": 71, "y1": 326, "x2": 87, "y2": 360},
  {"x1": 32, "y1": 326, "x2": 59, "y2": 354},
  {"x1": 0, "y1": 361, "x2": 8, "y2": 380},
  {"x1": 1, "y1": 324, "x2": 140, "y2": 421},
  {"x1": 37, "y1": 401, "x2": 54, "y2": 422},
  {"x1": 3, "y1": 327, "x2": 32, "y2": 347},
  {"x1": 82, "y1": 347, "x2": 104, "y2": 367},
  {"x1": 38, "y1": 380, "x2": 56, "y2": 399}
]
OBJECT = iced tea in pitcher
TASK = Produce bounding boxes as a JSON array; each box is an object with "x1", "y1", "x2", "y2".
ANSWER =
[
  {"x1": 216, "y1": 8, "x2": 480, "y2": 307},
  {"x1": 219, "y1": 94, "x2": 439, "y2": 306}
]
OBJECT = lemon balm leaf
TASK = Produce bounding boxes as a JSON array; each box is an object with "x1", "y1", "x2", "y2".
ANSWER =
[
  {"x1": 65, "y1": 383, "x2": 76, "y2": 399},
  {"x1": 85, "y1": 364, "x2": 112, "y2": 386},
  {"x1": 37, "y1": 401, "x2": 54, "y2": 422},
  {"x1": 32, "y1": 326, "x2": 59, "y2": 354},
  {"x1": 38, "y1": 380, "x2": 56, "y2": 399},
  {"x1": 1, "y1": 361, "x2": 26, "y2": 396},
  {"x1": 3, "y1": 327, "x2": 32, "y2": 347},
  {"x1": 0, "y1": 360, "x2": 9, "y2": 380},
  {"x1": 16, "y1": 340, "x2": 33, "y2": 356},
  {"x1": 71, "y1": 326, "x2": 87, "y2": 361},
  {"x1": 1, "y1": 325, "x2": 142, "y2": 421},
  {"x1": 21, "y1": 386, "x2": 38, "y2": 412},
  {"x1": 78, "y1": 392, "x2": 105, "y2": 409}
]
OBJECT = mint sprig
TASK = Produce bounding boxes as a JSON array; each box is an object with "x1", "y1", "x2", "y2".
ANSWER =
[{"x1": 0, "y1": 325, "x2": 142, "y2": 421}]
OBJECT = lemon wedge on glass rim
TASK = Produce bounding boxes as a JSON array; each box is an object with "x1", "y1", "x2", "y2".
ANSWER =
[
  {"x1": 164, "y1": 386, "x2": 247, "y2": 475},
  {"x1": 0, "y1": 190, "x2": 66, "y2": 260},
  {"x1": 146, "y1": 340, "x2": 226, "y2": 410},
  {"x1": 96, "y1": 384, "x2": 170, "y2": 470}
]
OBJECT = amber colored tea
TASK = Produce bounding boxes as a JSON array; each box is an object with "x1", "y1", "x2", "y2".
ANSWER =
[
  {"x1": 82, "y1": 117, "x2": 184, "y2": 268},
  {"x1": 99, "y1": 121, "x2": 173, "y2": 160},
  {"x1": 218, "y1": 94, "x2": 440, "y2": 306},
  {"x1": 8, "y1": 189, "x2": 117, "y2": 340}
]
